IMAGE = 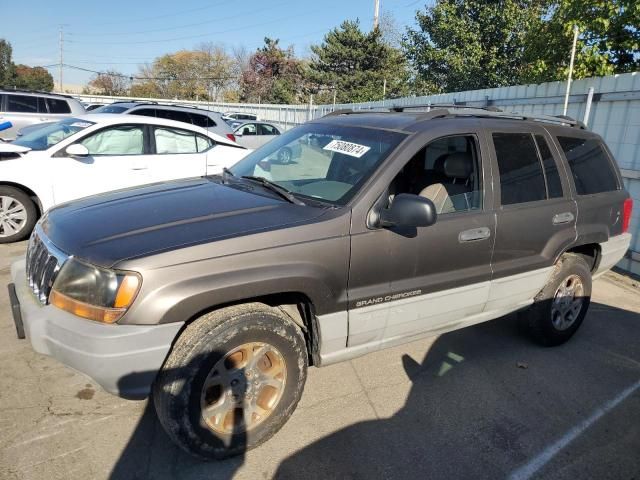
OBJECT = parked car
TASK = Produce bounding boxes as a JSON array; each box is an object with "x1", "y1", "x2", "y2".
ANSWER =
[
  {"x1": 234, "y1": 121, "x2": 282, "y2": 149},
  {"x1": 0, "y1": 90, "x2": 85, "y2": 140},
  {"x1": 223, "y1": 111, "x2": 258, "y2": 123},
  {"x1": 91, "y1": 102, "x2": 237, "y2": 142},
  {"x1": 8, "y1": 106, "x2": 632, "y2": 460},
  {"x1": 83, "y1": 104, "x2": 104, "y2": 111},
  {"x1": 0, "y1": 113, "x2": 248, "y2": 242}
]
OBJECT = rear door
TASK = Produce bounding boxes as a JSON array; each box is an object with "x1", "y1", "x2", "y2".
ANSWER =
[
  {"x1": 147, "y1": 125, "x2": 208, "y2": 182},
  {"x1": 2, "y1": 94, "x2": 45, "y2": 138},
  {"x1": 487, "y1": 123, "x2": 577, "y2": 309}
]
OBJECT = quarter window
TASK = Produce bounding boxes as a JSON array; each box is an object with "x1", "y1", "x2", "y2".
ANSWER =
[
  {"x1": 557, "y1": 136, "x2": 619, "y2": 195},
  {"x1": 7, "y1": 95, "x2": 38, "y2": 113},
  {"x1": 46, "y1": 98, "x2": 71, "y2": 114},
  {"x1": 80, "y1": 125, "x2": 144, "y2": 155},
  {"x1": 493, "y1": 133, "x2": 546, "y2": 205},
  {"x1": 189, "y1": 113, "x2": 214, "y2": 128},
  {"x1": 534, "y1": 135, "x2": 563, "y2": 198}
]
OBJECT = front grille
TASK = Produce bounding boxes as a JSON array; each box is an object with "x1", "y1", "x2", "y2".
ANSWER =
[{"x1": 25, "y1": 228, "x2": 67, "y2": 305}]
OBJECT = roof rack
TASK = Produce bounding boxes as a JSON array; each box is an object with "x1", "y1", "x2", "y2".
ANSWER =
[
  {"x1": 323, "y1": 104, "x2": 586, "y2": 129},
  {"x1": 0, "y1": 88, "x2": 72, "y2": 98}
]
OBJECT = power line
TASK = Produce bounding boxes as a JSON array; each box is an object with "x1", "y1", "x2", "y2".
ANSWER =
[
  {"x1": 71, "y1": 0, "x2": 290, "y2": 37},
  {"x1": 44, "y1": 63, "x2": 237, "y2": 82},
  {"x1": 66, "y1": 8, "x2": 323, "y2": 46}
]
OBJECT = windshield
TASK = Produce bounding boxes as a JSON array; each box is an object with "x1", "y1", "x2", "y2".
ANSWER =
[
  {"x1": 91, "y1": 104, "x2": 128, "y2": 113},
  {"x1": 13, "y1": 118, "x2": 95, "y2": 151},
  {"x1": 230, "y1": 123, "x2": 406, "y2": 205}
]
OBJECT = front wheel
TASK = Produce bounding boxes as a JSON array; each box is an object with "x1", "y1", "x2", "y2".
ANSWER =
[
  {"x1": 153, "y1": 303, "x2": 308, "y2": 460},
  {"x1": 0, "y1": 186, "x2": 38, "y2": 243},
  {"x1": 278, "y1": 147, "x2": 292, "y2": 164},
  {"x1": 519, "y1": 253, "x2": 592, "y2": 346}
]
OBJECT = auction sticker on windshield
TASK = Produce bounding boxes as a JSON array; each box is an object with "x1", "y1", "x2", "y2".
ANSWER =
[{"x1": 323, "y1": 140, "x2": 371, "y2": 158}]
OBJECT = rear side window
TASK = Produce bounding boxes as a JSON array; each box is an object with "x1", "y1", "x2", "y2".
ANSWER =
[
  {"x1": 189, "y1": 113, "x2": 214, "y2": 128},
  {"x1": 46, "y1": 98, "x2": 71, "y2": 114},
  {"x1": 534, "y1": 135, "x2": 563, "y2": 198},
  {"x1": 557, "y1": 136, "x2": 619, "y2": 195},
  {"x1": 156, "y1": 109, "x2": 191, "y2": 125},
  {"x1": 133, "y1": 108, "x2": 156, "y2": 117},
  {"x1": 259, "y1": 124, "x2": 279, "y2": 135},
  {"x1": 7, "y1": 95, "x2": 39, "y2": 113},
  {"x1": 493, "y1": 133, "x2": 546, "y2": 205},
  {"x1": 153, "y1": 127, "x2": 212, "y2": 153}
]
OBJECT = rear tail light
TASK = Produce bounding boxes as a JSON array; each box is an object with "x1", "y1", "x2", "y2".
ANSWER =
[
  {"x1": 226, "y1": 133, "x2": 236, "y2": 142},
  {"x1": 622, "y1": 198, "x2": 633, "y2": 233}
]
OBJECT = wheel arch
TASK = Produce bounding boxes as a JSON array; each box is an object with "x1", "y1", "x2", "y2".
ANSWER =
[
  {"x1": 561, "y1": 242, "x2": 602, "y2": 273},
  {"x1": 0, "y1": 181, "x2": 43, "y2": 216}
]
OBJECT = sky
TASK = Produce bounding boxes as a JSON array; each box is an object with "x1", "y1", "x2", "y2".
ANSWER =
[{"x1": 2, "y1": 0, "x2": 427, "y2": 89}]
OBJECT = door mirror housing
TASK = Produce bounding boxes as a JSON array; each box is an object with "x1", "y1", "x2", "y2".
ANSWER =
[
  {"x1": 379, "y1": 194, "x2": 437, "y2": 228},
  {"x1": 65, "y1": 144, "x2": 89, "y2": 157}
]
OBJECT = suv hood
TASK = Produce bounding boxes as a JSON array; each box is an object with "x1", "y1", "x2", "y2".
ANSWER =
[{"x1": 41, "y1": 178, "x2": 329, "y2": 267}]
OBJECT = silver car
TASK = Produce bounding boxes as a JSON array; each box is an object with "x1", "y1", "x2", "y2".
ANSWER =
[
  {"x1": 91, "y1": 102, "x2": 238, "y2": 142},
  {"x1": 0, "y1": 90, "x2": 86, "y2": 140},
  {"x1": 234, "y1": 121, "x2": 282, "y2": 149}
]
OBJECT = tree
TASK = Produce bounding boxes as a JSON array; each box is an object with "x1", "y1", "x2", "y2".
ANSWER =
[
  {"x1": 197, "y1": 42, "x2": 236, "y2": 101},
  {"x1": 523, "y1": 0, "x2": 640, "y2": 82},
  {"x1": 0, "y1": 39, "x2": 16, "y2": 88},
  {"x1": 240, "y1": 38, "x2": 305, "y2": 104},
  {"x1": 403, "y1": 0, "x2": 546, "y2": 94},
  {"x1": 88, "y1": 70, "x2": 130, "y2": 96},
  {"x1": 14, "y1": 64, "x2": 54, "y2": 91},
  {"x1": 307, "y1": 20, "x2": 408, "y2": 104}
]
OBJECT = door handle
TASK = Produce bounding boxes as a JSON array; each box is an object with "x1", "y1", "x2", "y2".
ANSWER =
[
  {"x1": 39, "y1": 117, "x2": 49, "y2": 121},
  {"x1": 459, "y1": 227, "x2": 491, "y2": 242},
  {"x1": 131, "y1": 167, "x2": 148, "y2": 171},
  {"x1": 552, "y1": 212, "x2": 574, "y2": 225}
]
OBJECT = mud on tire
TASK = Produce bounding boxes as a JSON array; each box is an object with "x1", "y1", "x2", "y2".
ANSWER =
[
  {"x1": 519, "y1": 253, "x2": 592, "y2": 346},
  {"x1": 153, "y1": 302, "x2": 308, "y2": 460}
]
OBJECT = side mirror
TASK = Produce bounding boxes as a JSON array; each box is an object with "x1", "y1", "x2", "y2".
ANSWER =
[
  {"x1": 379, "y1": 194, "x2": 437, "y2": 228},
  {"x1": 65, "y1": 144, "x2": 89, "y2": 157}
]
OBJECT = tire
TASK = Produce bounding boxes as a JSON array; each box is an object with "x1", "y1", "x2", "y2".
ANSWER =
[
  {"x1": 278, "y1": 147, "x2": 292, "y2": 164},
  {"x1": 153, "y1": 302, "x2": 308, "y2": 460},
  {"x1": 0, "y1": 186, "x2": 38, "y2": 243},
  {"x1": 519, "y1": 253, "x2": 592, "y2": 346}
]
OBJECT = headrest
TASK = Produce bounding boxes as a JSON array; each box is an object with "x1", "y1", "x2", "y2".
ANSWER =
[
  {"x1": 444, "y1": 152, "x2": 473, "y2": 179},
  {"x1": 433, "y1": 153, "x2": 448, "y2": 174}
]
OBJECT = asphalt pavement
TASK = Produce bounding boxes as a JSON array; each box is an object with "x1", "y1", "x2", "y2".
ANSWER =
[{"x1": 0, "y1": 241, "x2": 638, "y2": 480}]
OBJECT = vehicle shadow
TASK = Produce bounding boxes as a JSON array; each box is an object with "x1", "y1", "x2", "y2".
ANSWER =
[{"x1": 109, "y1": 300, "x2": 640, "y2": 479}]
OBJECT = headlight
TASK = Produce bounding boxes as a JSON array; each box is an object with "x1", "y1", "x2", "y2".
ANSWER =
[{"x1": 50, "y1": 259, "x2": 141, "y2": 324}]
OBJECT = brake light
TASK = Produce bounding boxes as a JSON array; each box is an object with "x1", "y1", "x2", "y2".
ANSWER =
[
  {"x1": 622, "y1": 198, "x2": 633, "y2": 233},
  {"x1": 226, "y1": 133, "x2": 236, "y2": 142}
]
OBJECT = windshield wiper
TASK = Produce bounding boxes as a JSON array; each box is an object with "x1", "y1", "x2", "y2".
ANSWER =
[
  {"x1": 221, "y1": 167, "x2": 235, "y2": 184},
  {"x1": 241, "y1": 176, "x2": 306, "y2": 206}
]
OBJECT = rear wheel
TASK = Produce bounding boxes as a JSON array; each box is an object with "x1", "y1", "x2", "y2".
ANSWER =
[
  {"x1": 0, "y1": 186, "x2": 38, "y2": 243},
  {"x1": 278, "y1": 147, "x2": 292, "y2": 164},
  {"x1": 153, "y1": 303, "x2": 308, "y2": 460},
  {"x1": 519, "y1": 253, "x2": 592, "y2": 346}
]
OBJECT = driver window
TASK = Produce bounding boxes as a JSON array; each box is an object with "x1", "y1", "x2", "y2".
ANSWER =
[
  {"x1": 389, "y1": 135, "x2": 482, "y2": 214},
  {"x1": 80, "y1": 125, "x2": 144, "y2": 155}
]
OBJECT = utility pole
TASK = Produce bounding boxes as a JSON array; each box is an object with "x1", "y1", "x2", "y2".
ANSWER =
[
  {"x1": 373, "y1": 0, "x2": 380, "y2": 30},
  {"x1": 58, "y1": 25, "x2": 64, "y2": 92},
  {"x1": 563, "y1": 25, "x2": 579, "y2": 116}
]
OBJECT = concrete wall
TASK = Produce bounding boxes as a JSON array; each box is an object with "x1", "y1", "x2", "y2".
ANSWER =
[{"x1": 74, "y1": 71, "x2": 640, "y2": 275}]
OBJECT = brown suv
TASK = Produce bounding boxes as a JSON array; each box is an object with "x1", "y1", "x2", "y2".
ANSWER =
[{"x1": 8, "y1": 106, "x2": 633, "y2": 459}]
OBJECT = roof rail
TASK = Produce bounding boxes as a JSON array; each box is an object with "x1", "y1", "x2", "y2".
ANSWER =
[
  {"x1": 322, "y1": 104, "x2": 586, "y2": 129},
  {"x1": 0, "y1": 88, "x2": 72, "y2": 98}
]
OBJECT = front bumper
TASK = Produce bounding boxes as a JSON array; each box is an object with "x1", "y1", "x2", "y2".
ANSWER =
[{"x1": 9, "y1": 259, "x2": 184, "y2": 399}]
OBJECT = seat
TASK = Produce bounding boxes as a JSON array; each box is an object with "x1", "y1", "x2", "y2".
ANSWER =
[{"x1": 419, "y1": 152, "x2": 474, "y2": 214}]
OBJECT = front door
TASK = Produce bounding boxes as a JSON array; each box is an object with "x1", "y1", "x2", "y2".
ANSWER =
[
  {"x1": 347, "y1": 130, "x2": 495, "y2": 353},
  {"x1": 52, "y1": 124, "x2": 150, "y2": 205}
]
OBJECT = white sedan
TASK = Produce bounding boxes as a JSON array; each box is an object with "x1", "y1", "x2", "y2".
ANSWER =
[{"x1": 0, "y1": 114, "x2": 249, "y2": 242}]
